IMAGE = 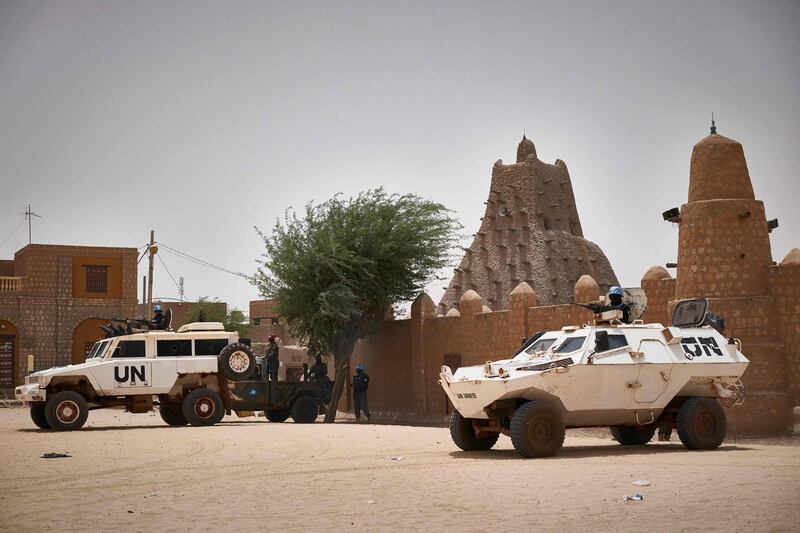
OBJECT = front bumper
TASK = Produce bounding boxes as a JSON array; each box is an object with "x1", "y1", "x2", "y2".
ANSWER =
[{"x1": 15, "y1": 383, "x2": 46, "y2": 402}]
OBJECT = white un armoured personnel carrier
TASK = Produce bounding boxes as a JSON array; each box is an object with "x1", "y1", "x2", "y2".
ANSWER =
[{"x1": 440, "y1": 299, "x2": 749, "y2": 458}]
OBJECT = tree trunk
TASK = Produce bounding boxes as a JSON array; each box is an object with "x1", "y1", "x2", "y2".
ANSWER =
[{"x1": 323, "y1": 334, "x2": 358, "y2": 423}]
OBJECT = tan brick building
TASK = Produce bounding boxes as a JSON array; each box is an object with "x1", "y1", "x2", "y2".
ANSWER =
[{"x1": 0, "y1": 244, "x2": 137, "y2": 390}]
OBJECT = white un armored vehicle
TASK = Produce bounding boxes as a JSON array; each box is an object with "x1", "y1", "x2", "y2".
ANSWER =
[
  {"x1": 15, "y1": 318, "x2": 253, "y2": 430},
  {"x1": 15, "y1": 316, "x2": 331, "y2": 431},
  {"x1": 440, "y1": 299, "x2": 749, "y2": 458}
]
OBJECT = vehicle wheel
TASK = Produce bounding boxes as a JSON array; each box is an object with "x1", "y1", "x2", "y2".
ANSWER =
[
  {"x1": 449, "y1": 411, "x2": 499, "y2": 451},
  {"x1": 44, "y1": 391, "x2": 89, "y2": 431},
  {"x1": 182, "y1": 388, "x2": 224, "y2": 427},
  {"x1": 265, "y1": 409, "x2": 290, "y2": 423},
  {"x1": 677, "y1": 397, "x2": 727, "y2": 450},
  {"x1": 610, "y1": 424, "x2": 656, "y2": 445},
  {"x1": 30, "y1": 402, "x2": 50, "y2": 429},
  {"x1": 218, "y1": 343, "x2": 256, "y2": 381},
  {"x1": 510, "y1": 400, "x2": 565, "y2": 458},
  {"x1": 291, "y1": 396, "x2": 319, "y2": 423},
  {"x1": 159, "y1": 404, "x2": 188, "y2": 426}
]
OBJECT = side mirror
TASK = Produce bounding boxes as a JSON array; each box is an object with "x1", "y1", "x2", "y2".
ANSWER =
[{"x1": 595, "y1": 331, "x2": 609, "y2": 353}]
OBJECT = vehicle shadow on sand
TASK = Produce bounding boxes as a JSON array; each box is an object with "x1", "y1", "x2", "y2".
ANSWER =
[
  {"x1": 16, "y1": 420, "x2": 265, "y2": 433},
  {"x1": 448, "y1": 443, "x2": 752, "y2": 460}
]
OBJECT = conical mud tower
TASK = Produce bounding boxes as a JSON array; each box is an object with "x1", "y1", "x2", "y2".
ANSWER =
[
  {"x1": 439, "y1": 136, "x2": 618, "y2": 313},
  {"x1": 671, "y1": 127, "x2": 791, "y2": 435}
]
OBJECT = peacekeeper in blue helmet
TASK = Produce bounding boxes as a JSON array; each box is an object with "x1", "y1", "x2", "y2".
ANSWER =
[
  {"x1": 352, "y1": 363, "x2": 371, "y2": 422},
  {"x1": 149, "y1": 305, "x2": 168, "y2": 330},
  {"x1": 606, "y1": 286, "x2": 631, "y2": 324}
]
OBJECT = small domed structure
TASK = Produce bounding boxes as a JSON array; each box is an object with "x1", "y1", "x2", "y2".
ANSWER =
[
  {"x1": 509, "y1": 281, "x2": 537, "y2": 308},
  {"x1": 574, "y1": 275, "x2": 601, "y2": 303},
  {"x1": 410, "y1": 292, "x2": 436, "y2": 320},
  {"x1": 445, "y1": 308, "x2": 461, "y2": 318},
  {"x1": 641, "y1": 265, "x2": 672, "y2": 284},
  {"x1": 459, "y1": 289, "x2": 483, "y2": 315},
  {"x1": 780, "y1": 248, "x2": 800, "y2": 266}
]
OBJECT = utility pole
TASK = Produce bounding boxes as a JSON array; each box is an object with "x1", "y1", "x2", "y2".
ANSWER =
[
  {"x1": 141, "y1": 276, "x2": 147, "y2": 319},
  {"x1": 147, "y1": 230, "x2": 156, "y2": 319},
  {"x1": 23, "y1": 204, "x2": 41, "y2": 244}
]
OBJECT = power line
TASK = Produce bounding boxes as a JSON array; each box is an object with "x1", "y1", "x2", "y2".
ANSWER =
[
  {"x1": 156, "y1": 241, "x2": 249, "y2": 279},
  {"x1": 157, "y1": 253, "x2": 184, "y2": 298},
  {"x1": 0, "y1": 217, "x2": 26, "y2": 249}
]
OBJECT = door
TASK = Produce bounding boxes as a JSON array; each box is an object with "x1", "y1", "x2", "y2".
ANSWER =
[
  {"x1": 443, "y1": 354, "x2": 461, "y2": 414},
  {"x1": 0, "y1": 335, "x2": 14, "y2": 388},
  {"x1": 632, "y1": 340, "x2": 673, "y2": 404}
]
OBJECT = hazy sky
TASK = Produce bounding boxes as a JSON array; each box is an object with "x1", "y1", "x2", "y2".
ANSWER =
[{"x1": 1, "y1": 0, "x2": 798, "y2": 314}]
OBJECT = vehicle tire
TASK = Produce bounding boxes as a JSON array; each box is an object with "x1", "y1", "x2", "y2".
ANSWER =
[
  {"x1": 610, "y1": 424, "x2": 656, "y2": 445},
  {"x1": 265, "y1": 409, "x2": 290, "y2": 423},
  {"x1": 510, "y1": 400, "x2": 565, "y2": 458},
  {"x1": 677, "y1": 397, "x2": 727, "y2": 450},
  {"x1": 449, "y1": 411, "x2": 499, "y2": 451},
  {"x1": 182, "y1": 388, "x2": 225, "y2": 427},
  {"x1": 44, "y1": 391, "x2": 89, "y2": 431},
  {"x1": 30, "y1": 402, "x2": 50, "y2": 429},
  {"x1": 218, "y1": 343, "x2": 256, "y2": 381},
  {"x1": 159, "y1": 404, "x2": 188, "y2": 426},
  {"x1": 291, "y1": 396, "x2": 319, "y2": 424}
]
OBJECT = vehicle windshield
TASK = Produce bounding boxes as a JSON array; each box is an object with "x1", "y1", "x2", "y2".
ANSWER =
[
  {"x1": 89, "y1": 340, "x2": 111, "y2": 359},
  {"x1": 512, "y1": 337, "x2": 558, "y2": 361},
  {"x1": 553, "y1": 335, "x2": 587, "y2": 354}
]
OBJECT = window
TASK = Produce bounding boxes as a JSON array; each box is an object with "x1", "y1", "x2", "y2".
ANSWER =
[
  {"x1": 84, "y1": 341, "x2": 95, "y2": 358},
  {"x1": 91, "y1": 340, "x2": 111, "y2": 358},
  {"x1": 271, "y1": 317, "x2": 279, "y2": 326},
  {"x1": 195, "y1": 339, "x2": 228, "y2": 356},
  {"x1": 252, "y1": 318, "x2": 261, "y2": 326},
  {"x1": 113, "y1": 340, "x2": 146, "y2": 358},
  {"x1": 87, "y1": 341, "x2": 103, "y2": 359},
  {"x1": 156, "y1": 339, "x2": 192, "y2": 357},
  {"x1": 524, "y1": 338, "x2": 556, "y2": 355},
  {"x1": 84, "y1": 265, "x2": 109, "y2": 293},
  {"x1": 601, "y1": 334, "x2": 629, "y2": 352},
  {"x1": 554, "y1": 336, "x2": 587, "y2": 354}
]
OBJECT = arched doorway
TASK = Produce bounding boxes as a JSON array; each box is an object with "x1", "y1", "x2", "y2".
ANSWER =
[
  {"x1": 71, "y1": 319, "x2": 107, "y2": 364},
  {"x1": 0, "y1": 320, "x2": 18, "y2": 388}
]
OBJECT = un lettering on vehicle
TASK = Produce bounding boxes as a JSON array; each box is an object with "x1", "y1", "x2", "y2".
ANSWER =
[
  {"x1": 114, "y1": 363, "x2": 151, "y2": 387},
  {"x1": 680, "y1": 337, "x2": 723, "y2": 360},
  {"x1": 456, "y1": 392, "x2": 477, "y2": 399}
]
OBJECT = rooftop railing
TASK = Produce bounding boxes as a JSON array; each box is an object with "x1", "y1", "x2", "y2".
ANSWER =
[{"x1": 0, "y1": 277, "x2": 23, "y2": 292}]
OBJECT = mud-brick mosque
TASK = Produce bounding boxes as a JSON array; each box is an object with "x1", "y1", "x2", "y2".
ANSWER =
[{"x1": 347, "y1": 125, "x2": 800, "y2": 436}]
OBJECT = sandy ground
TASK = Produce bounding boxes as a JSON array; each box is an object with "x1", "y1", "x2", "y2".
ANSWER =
[{"x1": 1, "y1": 408, "x2": 798, "y2": 532}]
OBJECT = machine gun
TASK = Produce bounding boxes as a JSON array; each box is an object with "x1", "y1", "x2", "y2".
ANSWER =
[
  {"x1": 99, "y1": 308, "x2": 173, "y2": 337},
  {"x1": 571, "y1": 302, "x2": 627, "y2": 325}
]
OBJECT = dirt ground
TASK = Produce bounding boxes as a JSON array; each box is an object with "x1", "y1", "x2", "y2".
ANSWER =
[{"x1": 1, "y1": 408, "x2": 798, "y2": 532}]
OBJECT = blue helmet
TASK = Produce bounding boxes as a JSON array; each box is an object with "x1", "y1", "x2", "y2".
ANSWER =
[
  {"x1": 153, "y1": 304, "x2": 163, "y2": 312},
  {"x1": 356, "y1": 363, "x2": 365, "y2": 371},
  {"x1": 608, "y1": 286, "x2": 624, "y2": 297}
]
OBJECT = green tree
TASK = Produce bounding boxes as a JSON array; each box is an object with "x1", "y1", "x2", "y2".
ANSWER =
[
  {"x1": 185, "y1": 297, "x2": 251, "y2": 337},
  {"x1": 253, "y1": 188, "x2": 461, "y2": 422}
]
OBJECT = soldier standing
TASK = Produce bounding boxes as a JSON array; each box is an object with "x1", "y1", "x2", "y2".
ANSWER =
[
  {"x1": 265, "y1": 335, "x2": 280, "y2": 381},
  {"x1": 352, "y1": 363, "x2": 371, "y2": 422}
]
